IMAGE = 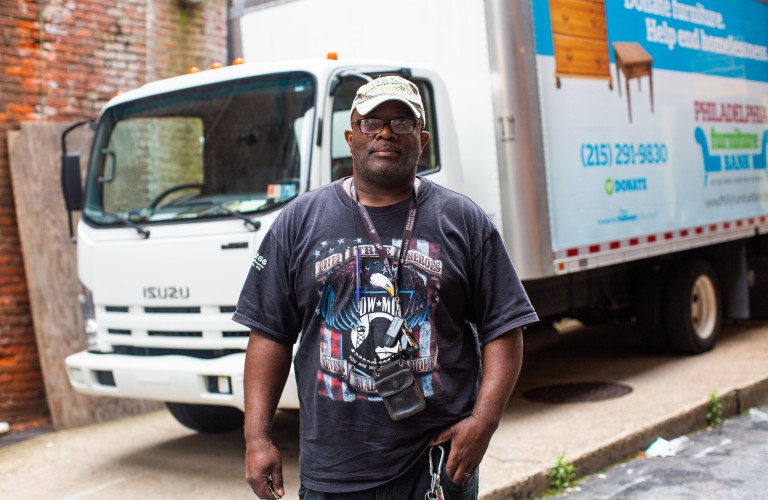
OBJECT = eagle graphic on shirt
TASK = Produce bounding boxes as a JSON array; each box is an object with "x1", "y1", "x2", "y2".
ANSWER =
[{"x1": 313, "y1": 238, "x2": 443, "y2": 401}]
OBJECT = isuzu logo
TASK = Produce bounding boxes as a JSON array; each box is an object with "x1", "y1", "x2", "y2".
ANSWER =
[{"x1": 143, "y1": 286, "x2": 190, "y2": 299}]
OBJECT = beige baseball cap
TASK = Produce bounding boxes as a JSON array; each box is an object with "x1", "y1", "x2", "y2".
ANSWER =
[{"x1": 350, "y1": 75, "x2": 425, "y2": 124}]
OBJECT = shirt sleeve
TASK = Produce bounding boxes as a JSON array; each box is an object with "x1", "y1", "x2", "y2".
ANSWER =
[
  {"x1": 232, "y1": 230, "x2": 301, "y2": 345},
  {"x1": 468, "y1": 228, "x2": 539, "y2": 345}
]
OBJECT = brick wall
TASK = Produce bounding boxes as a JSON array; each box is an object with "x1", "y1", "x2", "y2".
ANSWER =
[{"x1": 0, "y1": 0, "x2": 227, "y2": 429}]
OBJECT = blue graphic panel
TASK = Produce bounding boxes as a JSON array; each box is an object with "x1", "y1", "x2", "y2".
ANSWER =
[{"x1": 531, "y1": 0, "x2": 768, "y2": 83}]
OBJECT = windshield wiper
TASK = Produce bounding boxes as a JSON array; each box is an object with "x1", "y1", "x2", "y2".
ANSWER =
[
  {"x1": 103, "y1": 212, "x2": 151, "y2": 239},
  {"x1": 186, "y1": 201, "x2": 261, "y2": 232}
]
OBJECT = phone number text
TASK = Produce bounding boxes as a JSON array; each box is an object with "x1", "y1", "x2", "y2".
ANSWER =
[{"x1": 581, "y1": 143, "x2": 669, "y2": 167}]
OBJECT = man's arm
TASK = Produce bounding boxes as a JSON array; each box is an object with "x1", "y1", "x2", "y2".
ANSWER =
[
  {"x1": 244, "y1": 331, "x2": 293, "y2": 498},
  {"x1": 429, "y1": 327, "x2": 524, "y2": 484}
]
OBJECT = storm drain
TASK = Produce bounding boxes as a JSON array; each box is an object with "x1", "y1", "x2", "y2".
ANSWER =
[{"x1": 523, "y1": 382, "x2": 632, "y2": 404}]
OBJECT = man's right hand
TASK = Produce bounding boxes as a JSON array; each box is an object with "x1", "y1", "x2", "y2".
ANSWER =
[
  {"x1": 243, "y1": 332, "x2": 293, "y2": 498},
  {"x1": 245, "y1": 437, "x2": 284, "y2": 499}
]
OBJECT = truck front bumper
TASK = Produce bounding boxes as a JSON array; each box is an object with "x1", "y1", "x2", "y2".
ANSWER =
[{"x1": 65, "y1": 350, "x2": 300, "y2": 410}]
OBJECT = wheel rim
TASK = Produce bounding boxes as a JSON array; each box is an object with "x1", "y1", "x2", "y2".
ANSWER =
[{"x1": 691, "y1": 275, "x2": 717, "y2": 340}]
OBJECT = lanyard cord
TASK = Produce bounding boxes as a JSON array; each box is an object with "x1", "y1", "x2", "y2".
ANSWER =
[
  {"x1": 352, "y1": 194, "x2": 362, "y2": 305},
  {"x1": 349, "y1": 179, "x2": 417, "y2": 301},
  {"x1": 347, "y1": 178, "x2": 420, "y2": 369}
]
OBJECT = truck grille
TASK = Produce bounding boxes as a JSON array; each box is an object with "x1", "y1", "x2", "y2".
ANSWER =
[
  {"x1": 147, "y1": 331, "x2": 203, "y2": 337},
  {"x1": 103, "y1": 305, "x2": 237, "y2": 313},
  {"x1": 222, "y1": 331, "x2": 250, "y2": 337},
  {"x1": 145, "y1": 306, "x2": 201, "y2": 313},
  {"x1": 99, "y1": 304, "x2": 249, "y2": 355},
  {"x1": 111, "y1": 346, "x2": 245, "y2": 359}
]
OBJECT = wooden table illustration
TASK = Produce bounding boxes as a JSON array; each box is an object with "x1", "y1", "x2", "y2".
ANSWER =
[{"x1": 612, "y1": 42, "x2": 654, "y2": 123}]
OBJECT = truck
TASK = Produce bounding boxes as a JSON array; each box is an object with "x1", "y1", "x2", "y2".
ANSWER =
[{"x1": 62, "y1": 0, "x2": 768, "y2": 432}]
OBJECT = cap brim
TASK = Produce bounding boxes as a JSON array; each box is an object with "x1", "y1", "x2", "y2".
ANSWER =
[{"x1": 354, "y1": 95, "x2": 422, "y2": 120}]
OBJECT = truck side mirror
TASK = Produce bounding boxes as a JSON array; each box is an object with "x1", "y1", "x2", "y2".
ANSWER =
[
  {"x1": 61, "y1": 119, "x2": 91, "y2": 243},
  {"x1": 62, "y1": 152, "x2": 83, "y2": 212}
]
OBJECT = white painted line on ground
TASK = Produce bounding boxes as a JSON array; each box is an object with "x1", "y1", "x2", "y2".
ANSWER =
[
  {"x1": 59, "y1": 477, "x2": 129, "y2": 500},
  {"x1": 601, "y1": 477, "x2": 649, "y2": 499},
  {"x1": 693, "y1": 438, "x2": 732, "y2": 459}
]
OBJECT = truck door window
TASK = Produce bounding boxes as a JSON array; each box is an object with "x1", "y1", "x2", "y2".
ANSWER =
[{"x1": 330, "y1": 76, "x2": 440, "y2": 181}]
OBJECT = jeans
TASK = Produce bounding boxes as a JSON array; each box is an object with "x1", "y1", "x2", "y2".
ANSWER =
[{"x1": 298, "y1": 444, "x2": 479, "y2": 500}]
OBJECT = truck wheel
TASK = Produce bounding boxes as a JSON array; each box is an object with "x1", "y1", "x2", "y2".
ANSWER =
[
  {"x1": 663, "y1": 260, "x2": 721, "y2": 354},
  {"x1": 165, "y1": 403, "x2": 244, "y2": 433}
]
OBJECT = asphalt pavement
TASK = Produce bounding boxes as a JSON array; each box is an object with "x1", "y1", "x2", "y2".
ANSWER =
[
  {"x1": 550, "y1": 405, "x2": 768, "y2": 499},
  {"x1": 2, "y1": 320, "x2": 768, "y2": 499}
]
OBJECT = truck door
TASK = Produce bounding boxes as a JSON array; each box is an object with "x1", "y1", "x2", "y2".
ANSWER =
[{"x1": 325, "y1": 70, "x2": 443, "y2": 184}]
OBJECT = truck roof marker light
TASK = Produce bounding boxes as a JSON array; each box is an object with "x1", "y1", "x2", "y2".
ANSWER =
[
  {"x1": 113, "y1": 90, "x2": 123, "y2": 97},
  {"x1": 210, "y1": 62, "x2": 223, "y2": 69},
  {"x1": 232, "y1": 57, "x2": 245, "y2": 65},
  {"x1": 327, "y1": 52, "x2": 338, "y2": 60},
  {"x1": 188, "y1": 66, "x2": 201, "y2": 74}
]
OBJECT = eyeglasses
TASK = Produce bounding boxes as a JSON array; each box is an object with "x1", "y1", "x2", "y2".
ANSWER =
[{"x1": 353, "y1": 118, "x2": 420, "y2": 135}]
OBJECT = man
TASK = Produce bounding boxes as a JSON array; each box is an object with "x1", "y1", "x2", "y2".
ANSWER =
[{"x1": 234, "y1": 75, "x2": 538, "y2": 499}]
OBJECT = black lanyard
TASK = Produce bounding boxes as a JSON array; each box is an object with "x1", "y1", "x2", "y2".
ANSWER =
[{"x1": 350, "y1": 179, "x2": 417, "y2": 302}]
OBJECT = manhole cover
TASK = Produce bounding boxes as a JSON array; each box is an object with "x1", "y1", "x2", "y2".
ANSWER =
[{"x1": 523, "y1": 382, "x2": 632, "y2": 403}]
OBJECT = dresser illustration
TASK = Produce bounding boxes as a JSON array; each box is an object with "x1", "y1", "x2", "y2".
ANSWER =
[{"x1": 549, "y1": 0, "x2": 612, "y2": 89}]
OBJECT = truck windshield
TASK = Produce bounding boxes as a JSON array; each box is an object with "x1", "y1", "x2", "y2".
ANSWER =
[{"x1": 83, "y1": 72, "x2": 315, "y2": 226}]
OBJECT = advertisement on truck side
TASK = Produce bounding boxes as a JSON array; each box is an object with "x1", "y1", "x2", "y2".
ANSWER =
[{"x1": 530, "y1": 0, "x2": 768, "y2": 256}]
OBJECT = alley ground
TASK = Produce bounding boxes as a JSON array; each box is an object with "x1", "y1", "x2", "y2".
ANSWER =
[{"x1": 2, "y1": 319, "x2": 768, "y2": 499}]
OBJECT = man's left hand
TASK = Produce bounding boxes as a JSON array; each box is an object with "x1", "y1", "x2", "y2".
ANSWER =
[
  {"x1": 429, "y1": 414, "x2": 495, "y2": 485},
  {"x1": 429, "y1": 328, "x2": 525, "y2": 485}
]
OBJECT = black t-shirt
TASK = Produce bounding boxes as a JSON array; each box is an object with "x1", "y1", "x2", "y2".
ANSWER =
[{"x1": 234, "y1": 177, "x2": 538, "y2": 492}]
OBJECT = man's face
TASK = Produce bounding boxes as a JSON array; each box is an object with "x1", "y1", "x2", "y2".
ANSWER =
[{"x1": 345, "y1": 100, "x2": 430, "y2": 190}]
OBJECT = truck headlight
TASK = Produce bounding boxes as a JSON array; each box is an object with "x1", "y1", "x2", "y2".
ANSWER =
[{"x1": 78, "y1": 284, "x2": 99, "y2": 352}]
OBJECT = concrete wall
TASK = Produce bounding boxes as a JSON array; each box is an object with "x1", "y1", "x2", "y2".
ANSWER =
[{"x1": 0, "y1": 0, "x2": 227, "y2": 429}]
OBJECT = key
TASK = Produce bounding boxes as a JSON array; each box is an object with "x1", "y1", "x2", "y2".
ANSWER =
[
  {"x1": 425, "y1": 484, "x2": 444, "y2": 500},
  {"x1": 267, "y1": 485, "x2": 281, "y2": 499},
  {"x1": 400, "y1": 322, "x2": 419, "y2": 351},
  {"x1": 267, "y1": 475, "x2": 282, "y2": 499},
  {"x1": 384, "y1": 317, "x2": 405, "y2": 348}
]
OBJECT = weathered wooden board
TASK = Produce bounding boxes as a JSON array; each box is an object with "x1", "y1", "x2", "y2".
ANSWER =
[{"x1": 8, "y1": 121, "x2": 161, "y2": 430}]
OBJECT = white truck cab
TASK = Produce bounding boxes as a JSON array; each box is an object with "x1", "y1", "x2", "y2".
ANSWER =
[{"x1": 63, "y1": 60, "x2": 461, "y2": 432}]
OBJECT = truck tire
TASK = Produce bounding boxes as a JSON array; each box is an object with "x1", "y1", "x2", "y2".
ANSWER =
[
  {"x1": 165, "y1": 403, "x2": 244, "y2": 433},
  {"x1": 663, "y1": 260, "x2": 721, "y2": 354}
]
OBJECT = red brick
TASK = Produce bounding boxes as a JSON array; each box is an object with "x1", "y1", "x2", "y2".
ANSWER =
[{"x1": 0, "y1": 0, "x2": 226, "y2": 427}]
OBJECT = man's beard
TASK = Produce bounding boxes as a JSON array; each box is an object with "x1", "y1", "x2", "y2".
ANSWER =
[{"x1": 353, "y1": 147, "x2": 421, "y2": 189}]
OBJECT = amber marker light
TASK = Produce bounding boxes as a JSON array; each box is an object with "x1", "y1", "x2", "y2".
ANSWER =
[
  {"x1": 327, "y1": 52, "x2": 338, "y2": 60},
  {"x1": 210, "y1": 61, "x2": 223, "y2": 69},
  {"x1": 188, "y1": 66, "x2": 201, "y2": 74},
  {"x1": 232, "y1": 57, "x2": 245, "y2": 65}
]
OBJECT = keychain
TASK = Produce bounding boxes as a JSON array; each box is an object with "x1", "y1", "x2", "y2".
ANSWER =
[
  {"x1": 425, "y1": 445, "x2": 445, "y2": 500},
  {"x1": 266, "y1": 474, "x2": 281, "y2": 499}
]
